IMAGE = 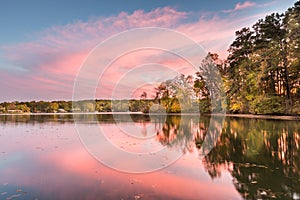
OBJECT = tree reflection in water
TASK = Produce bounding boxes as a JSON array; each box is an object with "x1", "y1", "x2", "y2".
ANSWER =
[
  {"x1": 155, "y1": 115, "x2": 211, "y2": 154},
  {"x1": 155, "y1": 115, "x2": 300, "y2": 200}
]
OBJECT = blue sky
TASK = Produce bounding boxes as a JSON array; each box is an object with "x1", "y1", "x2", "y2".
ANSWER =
[
  {"x1": 0, "y1": 0, "x2": 297, "y2": 101},
  {"x1": 0, "y1": 0, "x2": 294, "y2": 45}
]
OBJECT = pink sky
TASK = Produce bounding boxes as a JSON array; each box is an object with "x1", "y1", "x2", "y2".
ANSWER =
[{"x1": 0, "y1": 2, "x2": 290, "y2": 101}]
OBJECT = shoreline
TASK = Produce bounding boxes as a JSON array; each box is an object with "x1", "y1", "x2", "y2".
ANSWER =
[
  {"x1": 204, "y1": 113, "x2": 300, "y2": 121},
  {"x1": 0, "y1": 112, "x2": 299, "y2": 121},
  {"x1": 0, "y1": 111, "x2": 144, "y2": 116}
]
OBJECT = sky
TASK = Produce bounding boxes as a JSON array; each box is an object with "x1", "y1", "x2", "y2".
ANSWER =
[{"x1": 0, "y1": 0, "x2": 296, "y2": 102}]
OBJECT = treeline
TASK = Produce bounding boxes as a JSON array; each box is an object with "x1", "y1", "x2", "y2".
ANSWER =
[
  {"x1": 0, "y1": 1, "x2": 299, "y2": 115},
  {"x1": 224, "y1": 1, "x2": 300, "y2": 114},
  {"x1": 0, "y1": 99, "x2": 155, "y2": 114},
  {"x1": 155, "y1": 1, "x2": 300, "y2": 115}
]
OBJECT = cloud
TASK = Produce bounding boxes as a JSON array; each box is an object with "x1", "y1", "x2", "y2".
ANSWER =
[
  {"x1": 223, "y1": 1, "x2": 256, "y2": 13},
  {"x1": 0, "y1": 6, "x2": 265, "y2": 101},
  {"x1": 235, "y1": 1, "x2": 256, "y2": 10}
]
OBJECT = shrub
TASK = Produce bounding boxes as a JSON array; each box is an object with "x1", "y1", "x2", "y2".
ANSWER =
[
  {"x1": 250, "y1": 95, "x2": 284, "y2": 115},
  {"x1": 199, "y1": 98, "x2": 211, "y2": 113}
]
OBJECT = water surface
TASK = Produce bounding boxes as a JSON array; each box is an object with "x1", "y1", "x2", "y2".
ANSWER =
[{"x1": 0, "y1": 114, "x2": 299, "y2": 200}]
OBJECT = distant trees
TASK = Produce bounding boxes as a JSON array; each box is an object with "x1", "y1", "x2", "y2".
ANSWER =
[
  {"x1": 0, "y1": 101, "x2": 70, "y2": 113},
  {"x1": 95, "y1": 100, "x2": 111, "y2": 112},
  {"x1": 0, "y1": 105, "x2": 5, "y2": 113},
  {"x1": 47, "y1": 102, "x2": 59, "y2": 113},
  {"x1": 154, "y1": 74, "x2": 198, "y2": 113},
  {"x1": 0, "y1": 102, "x2": 30, "y2": 113},
  {"x1": 15, "y1": 104, "x2": 30, "y2": 113}
]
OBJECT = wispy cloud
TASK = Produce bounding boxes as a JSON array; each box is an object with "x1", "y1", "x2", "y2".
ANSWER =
[
  {"x1": 235, "y1": 1, "x2": 256, "y2": 10},
  {"x1": 223, "y1": 1, "x2": 257, "y2": 13}
]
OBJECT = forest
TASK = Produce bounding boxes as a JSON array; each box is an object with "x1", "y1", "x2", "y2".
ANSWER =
[{"x1": 0, "y1": 1, "x2": 299, "y2": 115}]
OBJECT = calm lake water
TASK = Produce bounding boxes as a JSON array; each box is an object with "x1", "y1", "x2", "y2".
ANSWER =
[{"x1": 0, "y1": 114, "x2": 299, "y2": 200}]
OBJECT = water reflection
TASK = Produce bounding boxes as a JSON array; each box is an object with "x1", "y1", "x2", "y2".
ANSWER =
[
  {"x1": 152, "y1": 115, "x2": 300, "y2": 199},
  {"x1": 156, "y1": 115, "x2": 209, "y2": 154},
  {"x1": 203, "y1": 118, "x2": 300, "y2": 200},
  {"x1": 0, "y1": 114, "x2": 299, "y2": 199},
  {"x1": 0, "y1": 114, "x2": 74, "y2": 124}
]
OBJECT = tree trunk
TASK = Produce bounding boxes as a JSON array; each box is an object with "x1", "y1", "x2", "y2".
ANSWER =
[{"x1": 281, "y1": 41, "x2": 292, "y2": 113}]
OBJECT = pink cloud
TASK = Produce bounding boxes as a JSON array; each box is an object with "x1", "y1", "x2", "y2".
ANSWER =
[
  {"x1": 1, "y1": 7, "x2": 189, "y2": 101},
  {"x1": 235, "y1": 1, "x2": 256, "y2": 10},
  {"x1": 223, "y1": 1, "x2": 257, "y2": 13},
  {"x1": 94, "y1": 48, "x2": 195, "y2": 99},
  {"x1": 0, "y1": 6, "x2": 267, "y2": 101}
]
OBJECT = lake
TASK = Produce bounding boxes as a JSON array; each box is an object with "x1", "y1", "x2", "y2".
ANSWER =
[{"x1": 0, "y1": 114, "x2": 299, "y2": 200}]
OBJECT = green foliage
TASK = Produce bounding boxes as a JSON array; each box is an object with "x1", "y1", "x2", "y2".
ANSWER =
[
  {"x1": 129, "y1": 100, "x2": 150, "y2": 113},
  {"x1": 96, "y1": 100, "x2": 111, "y2": 112},
  {"x1": 58, "y1": 101, "x2": 71, "y2": 112},
  {"x1": 250, "y1": 96, "x2": 284, "y2": 115},
  {"x1": 229, "y1": 101, "x2": 243, "y2": 113},
  {"x1": 47, "y1": 102, "x2": 59, "y2": 113},
  {"x1": 199, "y1": 98, "x2": 211, "y2": 113},
  {"x1": 15, "y1": 104, "x2": 30, "y2": 113},
  {"x1": 0, "y1": 105, "x2": 5, "y2": 113},
  {"x1": 225, "y1": 2, "x2": 300, "y2": 114},
  {"x1": 168, "y1": 98, "x2": 181, "y2": 113},
  {"x1": 291, "y1": 99, "x2": 300, "y2": 115}
]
